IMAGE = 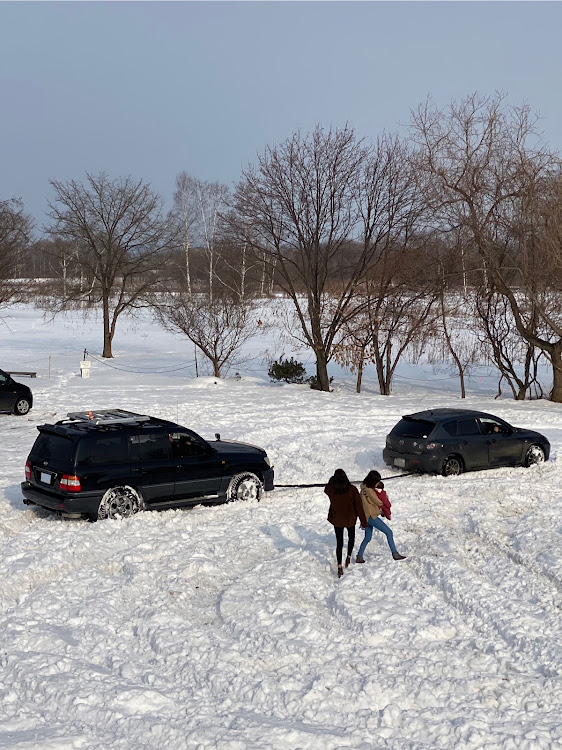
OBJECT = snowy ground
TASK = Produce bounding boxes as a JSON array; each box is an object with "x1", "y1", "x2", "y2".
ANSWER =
[{"x1": 1, "y1": 304, "x2": 562, "y2": 750}]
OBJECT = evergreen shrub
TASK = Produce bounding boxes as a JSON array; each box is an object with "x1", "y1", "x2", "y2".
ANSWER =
[{"x1": 268, "y1": 357, "x2": 307, "y2": 384}]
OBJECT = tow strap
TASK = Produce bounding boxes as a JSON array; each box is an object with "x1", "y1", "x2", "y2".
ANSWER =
[{"x1": 274, "y1": 472, "x2": 419, "y2": 489}]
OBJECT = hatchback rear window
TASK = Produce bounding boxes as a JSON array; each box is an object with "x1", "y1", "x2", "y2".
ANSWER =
[
  {"x1": 392, "y1": 418, "x2": 435, "y2": 439},
  {"x1": 32, "y1": 433, "x2": 74, "y2": 463}
]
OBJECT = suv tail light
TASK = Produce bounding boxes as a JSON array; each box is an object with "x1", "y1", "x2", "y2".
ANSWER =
[
  {"x1": 25, "y1": 460, "x2": 31, "y2": 480},
  {"x1": 60, "y1": 474, "x2": 82, "y2": 492}
]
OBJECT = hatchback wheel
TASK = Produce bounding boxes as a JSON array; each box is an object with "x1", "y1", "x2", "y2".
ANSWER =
[
  {"x1": 97, "y1": 485, "x2": 145, "y2": 520},
  {"x1": 14, "y1": 396, "x2": 31, "y2": 415},
  {"x1": 525, "y1": 444, "x2": 545, "y2": 467},
  {"x1": 226, "y1": 472, "x2": 263, "y2": 502},
  {"x1": 442, "y1": 455, "x2": 463, "y2": 477}
]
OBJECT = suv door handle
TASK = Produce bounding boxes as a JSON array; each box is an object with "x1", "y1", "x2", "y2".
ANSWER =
[{"x1": 133, "y1": 468, "x2": 146, "y2": 475}]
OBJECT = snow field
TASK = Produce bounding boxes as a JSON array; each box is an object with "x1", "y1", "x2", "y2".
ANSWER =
[{"x1": 1, "y1": 306, "x2": 562, "y2": 749}]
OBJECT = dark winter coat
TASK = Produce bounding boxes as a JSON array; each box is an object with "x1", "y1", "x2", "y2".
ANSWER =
[{"x1": 324, "y1": 480, "x2": 367, "y2": 528}]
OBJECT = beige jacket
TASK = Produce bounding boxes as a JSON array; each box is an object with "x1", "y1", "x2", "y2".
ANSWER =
[{"x1": 360, "y1": 482, "x2": 383, "y2": 521}]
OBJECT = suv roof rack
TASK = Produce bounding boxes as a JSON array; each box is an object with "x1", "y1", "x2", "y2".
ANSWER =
[{"x1": 62, "y1": 409, "x2": 152, "y2": 426}]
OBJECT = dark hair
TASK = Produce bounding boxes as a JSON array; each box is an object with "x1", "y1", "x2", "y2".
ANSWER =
[
  {"x1": 363, "y1": 470, "x2": 382, "y2": 489},
  {"x1": 331, "y1": 468, "x2": 351, "y2": 494}
]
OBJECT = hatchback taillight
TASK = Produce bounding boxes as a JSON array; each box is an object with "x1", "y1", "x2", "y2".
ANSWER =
[
  {"x1": 25, "y1": 460, "x2": 31, "y2": 480},
  {"x1": 60, "y1": 474, "x2": 81, "y2": 492}
]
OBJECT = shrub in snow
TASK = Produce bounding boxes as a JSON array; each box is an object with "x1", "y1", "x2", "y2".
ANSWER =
[{"x1": 268, "y1": 357, "x2": 307, "y2": 384}]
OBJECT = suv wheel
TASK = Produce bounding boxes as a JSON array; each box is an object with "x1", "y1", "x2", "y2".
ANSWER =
[
  {"x1": 226, "y1": 472, "x2": 263, "y2": 502},
  {"x1": 442, "y1": 455, "x2": 463, "y2": 477},
  {"x1": 14, "y1": 396, "x2": 31, "y2": 415},
  {"x1": 97, "y1": 485, "x2": 145, "y2": 520},
  {"x1": 525, "y1": 444, "x2": 545, "y2": 467}
]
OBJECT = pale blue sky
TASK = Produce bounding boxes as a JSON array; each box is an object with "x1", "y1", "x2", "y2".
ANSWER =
[{"x1": 1, "y1": 1, "x2": 561, "y2": 225}]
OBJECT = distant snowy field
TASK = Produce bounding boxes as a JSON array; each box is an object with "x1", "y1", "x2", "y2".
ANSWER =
[{"x1": 1, "y1": 304, "x2": 562, "y2": 750}]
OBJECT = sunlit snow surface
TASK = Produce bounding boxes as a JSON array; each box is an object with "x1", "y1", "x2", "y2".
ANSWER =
[{"x1": 1, "y1": 305, "x2": 562, "y2": 750}]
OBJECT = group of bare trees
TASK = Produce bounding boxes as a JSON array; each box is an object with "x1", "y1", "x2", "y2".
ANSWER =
[
  {"x1": 0, "y1": 198, "x2": 34, "y2": 308},
  {"x1": 411, "y1": 93, "x2": 562, "y2": 400},
  {"x1": 3, "y1": 91, "x2": 562, "y2": 398}
]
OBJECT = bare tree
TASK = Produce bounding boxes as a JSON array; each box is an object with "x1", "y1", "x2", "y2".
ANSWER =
[
  {"x1": 171, "y1": 173, "x2": 230, "y2": 300},
  {"x1": 411, "y1": 92, "x2": 562, "y2": 400},
  {"x1": 333, "y1": 241, "x2": 438, "y2": 395},
  {"x1": 154, "y1": 291, "x2": 260, "y2": 377},
  {"x1": 333, "y1": 308, "x2": 373, "y2": 393},
  {"x1": 475, "y1": 290, "x2": 544, "y2": 400},
  {"x1": 173, "y1": 172, "x2": 199, "y2": 294},
  {"x1": 435, "y1": 290, "x2": 479, "y2": 399},
  {"x1": 0, "y1": 198, "x2": 34, "y2": 306},
  {"x1": 232, "y1": 126, "x2": 422, "y2": 391},
  {"x1": 48, "y1": 173, "x2": 178, "y2": 357}
]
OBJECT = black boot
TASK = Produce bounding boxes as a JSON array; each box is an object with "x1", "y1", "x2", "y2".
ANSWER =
[
  {"x1": 338, "y1": 565, "x2": 344, "y2": 578},
  {"x1": 392, "y1": 552, "x2": 407, "y2": 561}
]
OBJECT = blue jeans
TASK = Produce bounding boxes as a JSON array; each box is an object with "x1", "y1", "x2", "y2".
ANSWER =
[{"x1": 358, "y1": 516, "x2": 397, "y2": 557}]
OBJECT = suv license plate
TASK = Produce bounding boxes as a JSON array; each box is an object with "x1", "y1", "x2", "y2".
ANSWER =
[
  {"x1": 394, "y1": 458, "x2": 406, "y2": 468},
  {"x1": 40, "y1": 471, "x2": 53, "y2": 484}
]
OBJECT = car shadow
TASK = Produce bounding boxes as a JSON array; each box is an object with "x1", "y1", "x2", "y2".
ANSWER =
[
  {"x1": 3, "y1": 482, "x2": 61, "y2": 521},
  {"x1": 4, "y1": 482, "x2": 28, "y2": 511}
]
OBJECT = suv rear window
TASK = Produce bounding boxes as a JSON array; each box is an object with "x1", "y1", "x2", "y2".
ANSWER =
[
  {"x1": 392, "y1": 418, "x2": 435, "y2": 439},
  {"x1": 32, "y1": 433, "x2": 74, "y2": 463}
]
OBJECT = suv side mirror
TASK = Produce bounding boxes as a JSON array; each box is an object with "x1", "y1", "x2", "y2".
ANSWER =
[{"x1": 215, "y1": 433, "x2": 221, "y2": 441}]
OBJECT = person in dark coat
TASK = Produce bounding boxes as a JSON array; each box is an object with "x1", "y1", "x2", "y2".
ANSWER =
[{"x1": 324, "y1": 468, "x2": 368, "y2": 578}]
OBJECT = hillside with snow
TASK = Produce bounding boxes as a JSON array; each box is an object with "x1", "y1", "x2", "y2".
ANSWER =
[{"x1": 1, "y1": 304, "x2": 561, "y2": 750}]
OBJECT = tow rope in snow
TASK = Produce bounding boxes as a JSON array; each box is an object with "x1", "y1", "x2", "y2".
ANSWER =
[{"x1": 274, "y1": 472, "x2": 419, "y2": 489}]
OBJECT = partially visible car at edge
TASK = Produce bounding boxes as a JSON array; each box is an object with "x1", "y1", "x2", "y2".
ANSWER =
[
  {"x1": 0, "y1": 368, "x2": 33, "y2": 415},
  {"x1": 383, "y1": 408, "x2": 550, "y2": 476},
  {"x1": 21, "y1": 409, "x2": 274, "y2": 520}
]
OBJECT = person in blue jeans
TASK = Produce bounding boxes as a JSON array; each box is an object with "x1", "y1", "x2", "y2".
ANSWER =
[{"x1": 356, "y1": 470, "x2": 406, "y2": 562}]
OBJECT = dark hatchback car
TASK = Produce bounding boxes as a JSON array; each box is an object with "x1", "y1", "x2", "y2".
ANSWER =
[
  {"x1": 383, "y1": 408, "x2": 550, "y2": 476},
  {"x1": 0, "y1": 368, "x2": 33, "y2": 415},
  {"x1": 21, "y1": 409, "x2": 274, "y2": 520}
]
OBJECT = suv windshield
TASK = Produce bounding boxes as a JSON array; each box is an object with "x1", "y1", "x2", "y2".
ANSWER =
[{"x1": 392, "y1": 418, "x2": 435, "y2": 439}]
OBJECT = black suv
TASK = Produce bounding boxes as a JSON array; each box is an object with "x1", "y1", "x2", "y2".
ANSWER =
[
  {"x1": 0, "y1": 369, "x2": 33, "y2": 415},
  {"x1": 21, "y1": 409, "x2": 274, "y2": 520},
  {"x1": 383, "y1": 408, "x2": 550, "y2": 476}
]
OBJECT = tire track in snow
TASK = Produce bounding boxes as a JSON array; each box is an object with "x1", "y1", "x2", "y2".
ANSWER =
[{"x1": 405, "y1": 500, "x2": 562, "y2": 680}]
